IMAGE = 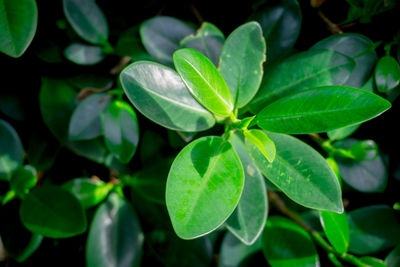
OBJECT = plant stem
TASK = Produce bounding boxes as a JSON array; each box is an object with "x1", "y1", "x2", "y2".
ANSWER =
[{"x1": 317, "y1": 9, "x2": 343, "y2": 34}]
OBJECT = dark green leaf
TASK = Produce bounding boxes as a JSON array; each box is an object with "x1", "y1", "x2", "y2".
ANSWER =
[
  {"x1": 103, "y1": 100, "x2": 139, "y2": 163},
  {"x1": 375, "y1": 56, "x2": 400, "y2": 93},
  {"x1": 227, "y1": 133, "x2": 268, "y2": 245},
  {"x1": 10, "y1": 165, "x2": 37, "y2": 198},
  {"x1": 244, "y1": 129, "x2": 276, "y2": 163},
  {"x1": 166, "y1": 136, "x2": 244, "y2": 239},
  {"x1": 385, "y1": 245, "x2": 400, "y2": 267},
  {"x1": 0, "y1": 95, "x2": 25, "y2": 120},
  {"x1": 64, "y1": 43, "x2": 105, "y2": 65},
  {"x1": 181, "y1": 22, "x2": 225, "y2": 66},
  {"x1": 115, "y1": 26, "x2": 152, "y2": 61},
  {"x1": 63, "y1": 0, "x2": 108, "y2": 45},
  {"x1": 219, "y1": 22, "x2": 266, "y2": 108},
  {"x1": 0, "y1": 0, "x2": 37, "y2": 57},
  {"x1": 173, "y1": 48, "x2": 234, "y2": 117},
  {"x1": 86, "y1": 193, "x2": 143, "y2": 267},
  {"x1": 348, "y1": 205, "x2": 400, "y2": 255},
  {"x1": 120, "y1": 61, "x2": 215, "y2": 131},
  {"x1": 359, "y1": 257, "x2": 387, "y2": 267},
  {"x1": 250, "y1": 50, "x2": 355, "y2": 113},
  {"x1": 140, "y1": 16, "x2": 195, "y2": 66},
  {"x1": 320, "y1": 210, "x2": 350, "y2": 253},
  {"x1": 257, "y1": 86, "x2": 391, "y2": 134},
  {"x1": 250, "y1": 132, "x2": 343, "y2": 212},
  {"x1": 0, "y1": 119, "x2": 23, "y2": 181},
  {"x1": 262, "y1": 216, "x2": 319, "y2": 267},
  {"x1": 20, "y1": 185, "x2": 87, "y2": 238}
]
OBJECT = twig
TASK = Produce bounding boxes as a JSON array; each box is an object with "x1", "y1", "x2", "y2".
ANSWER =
[
  {"x1": 308, "y1": 133, "x2": 324, "y2": 145},
  {"x1": 189, "y1": 3, "x2": 204, "y2": 24},
  {"x1": 110, "y1": 56, "x2": 132, "y2": 75},
  {"x1": 317, "y1": 9, "x2": 343, "y2": 34},
  {"x1": 76, "y1": 86, "x2": 112, "y2": 100}
]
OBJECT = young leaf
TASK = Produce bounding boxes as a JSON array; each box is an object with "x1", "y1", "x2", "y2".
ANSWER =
[
  {"x1": 375, "y1": 56, "x2": 400, "y2": 93},
  {"x1": 348, "y1": 205, "x2": 400, "y2": 255},
  {"x1": 320, "y1": 210, "x2": 350, "y2": 254},
  {"x1": 10, "y1": 165, "x2": 37, "y2": 198},
  {"x1": 64, "y1": 43, "x2": 105, "y2": 65},
  {"x1": 120, "y1": 61, "x2": 215, "y2": 132},
  {"x1": 244, "y1": 129, "x2": 276, "y2": 163},
  {"x1": 0, "y1": 119, "x2": 24, "y2": 181},
  {"x1": 20, "y1": 185, "x2": 87, "y2": 238},
  {"x1": 86, "y1": 193, "x2": 144, "y2": 267},
  {"x1": 227, "y1": 133, "x2": 268, "y2": 245},
  {"x1": 173, "y1": 48, "x2": 234, "y2": 117},
  {"x1": 385, "y1": 245, "x2": 400, "y2": 267},
  {"x1": 219, "y1": 22, "x2": 266, "y2": 108},
  {"x1": 0, "y1": 0, "x2": 38, "y2": 57},
  {"x1": 68, "y1": 93, "x2": 112, "y2": 141},
  {"x1": 63, "y1": 0, "x2": 109, "y2": 45},
  {"x1": 262, "y1": 216, "x2": 320, "y2": 267},
  {"x1": 140, "y1": 16, "x2": 195, "y2": 66},
  {"x1": 257, "y1": 86, "x2": 391, "y2": 134},
  {"x1": 181, "y1": 22, "x2": 225, "y2": 66},
  {"x1": 103, "y1": 100, "x2": 139, "y2": 164},
  {"x1": 250, "y1": 132, "x2": 343, "y2": 213},
  {"x1": 62, "y1": 178, "x2": 113, "y2": 209},
  {"x1": 249, "y1": 50, "x2": 355, "y2": 113},
  {"x1": 166, "y1": 136, "x2": 244, "y2": 239},
  {"x1": 347, "y1": 139, "x2": 378, "y2": 161}
]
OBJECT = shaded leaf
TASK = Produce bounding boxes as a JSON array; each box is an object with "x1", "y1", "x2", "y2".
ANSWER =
[
  {"x1": 64, "y1": 43, "x2": 105, "y2": 65},
  {"x1": 10, "y1": 165, "x2": 37, "y2": 198},
  {"x1": 375, "y1": 56, "x2": 400, "y2": 93},
  {"x1": 0, "y1": 119, "x2": 23, "y2": 181}
]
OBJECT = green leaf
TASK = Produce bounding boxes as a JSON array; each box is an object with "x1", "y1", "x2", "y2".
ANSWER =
[
  {"x1": 64, "y1": 43, "x2": 105, "y2": 65},
  {"x1": 0, "y1": 95, "x2": 25, "y2": 121},
  {"x1": 219, "y1": 22, "x2": 266, "y2": 108},
  {"x1": 311, "y1": 33, "x2": 378, "y2": 88},
  {"x1": 385, "y1": 245, "x2": 400, "y2": 267},
  {"x1": 115, "y1": 26, "x2": 152, "y2": 61},
  {"x1": 103, "y1": 100, "x2": 139, "y2": 163},
  {"x1": 120, "y1": 61, "x2": 215, "y2": 131},
  {"x1": 20, "y1": 185, "x2": 87, "y2": 238},
  {"x1": 244, "y1": 129, "x2": 276, "y2": 163},
  {"x1": 348, "y1": 205, "x2": 400, "y2": 255},
  {"x1": 328, "y1": 124, "x2": 360, "y2": 141},
  {"x1": 0, "y1": 0, "x2": 37, "y2": 57},
  {"x1": 347, "y1": 139, "x2": 378, "y2": 161},
  {"x1": 262, "y1": 216, "x2": 319, "y2": 267},
  {"x1": 0, "y1": 119, "x2": 23, "y2": 181},
  {"x1": 218, "y1": 231, "x2": 262, "y2": 267},
  {"x1": 10, "y1": 165, "x2": 37, "y2": 198},
  {"x1": 86, "y1": 193, "x2": 143, "y2": 267},
  {"x1": 68, "y1": 93, "x2": 112, "y2": 141},
  {"x1": 63, "y1": 0, "x2": 108, "y2": 45},
  {"x1": 227, "y1": 133, "x2": 268, "y2": 245},
  {"x1": 249, "y1": 0, "x2": 301, "y2": 62},
  {"x1": 320, "y1": 210, "x2": 350, "y2": 254},
  {"x1": 140, "y1": 16, "x2": 195, "y2": 66},
  {"x1": 375, "y1": 56, "x2": 400, "y2": 93},
  {"x1": 360, "y1": 257, "x2": 387, "y2": 267},
  {"x1": 181, "y1": 22, "x2": 225, "y2": 66},
  {"x1": 257, "y1": 86, "x2": 391, "y2": 134},
  {"x1": 173, "y1": 48, "x2": 234, "y2": 117},
  {"x1": 250, "y1": 132, "x2": 343, "y2": 212},
  {"x1": 249, "y1": 50, "x2": 356, "y2": 113},
  {"x1": 166, "y1": 136, "x2": 244, "y2": 239},
  {"x1": 62, "y1": 178, "x2": 113, "y2": 209}
]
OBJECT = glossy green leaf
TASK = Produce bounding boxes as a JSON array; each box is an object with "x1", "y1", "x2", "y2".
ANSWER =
[
  {"x1": 251, "y1": 132, "x2": 343, "y2": 212},
  {"x1": 244, "y1": 129, "x2": 276, "y2": 163},
  {"x1": 20, "y1": 185, "x2": 87, "y2": 238},
  {"x1": 348, "y1": 205, "x2": 400, "y2": 255},
  {"x1": 181, "y1": 22, "x2": 225, "y2": 66},
  {"x1": 173, "y1": 48, "x2": 234, "y2": 117},
  {"x1": 249, "y1": 0, "x2": 301, "y2": 62},
  {"x1": 103, "y1": 100, "x2": 139, "y2": 163},
  {"x1": 385, "y1": 245, "x2": 400, "y2": 267},
  {"x1": 262, "y1": 216, "x2": 319, "y2": 267},
  {"x1": 120, "y1": 61, "x2": 215, "y2": 131},
  {"x1": 0, "y1": 0, "x2": 37, "y2": 57},
  {"x1": 140, "y1": 16, "x2": 195, "y2": 66},
  {"x1": 166, "y1": 136, "x2": 244, "y2": 239},
  {"x1": 257, "y1": 86, "x2": 391, "y2": 134},
  {"x1": 86, "y1": 193, "x2": 143, "y2": 267},
  {"x1": 39, "y1": 78, "x2": 109, "y2": 163},
  {"x1": 375, "y1": 56, "x2": 400, "y2": 93},
  {"x1": 218, "y1": 231, "x2": 262, "y2": 267},
  {"x1": 0, "y1": 119, "x2": 23, "y2": 181},
  {"x1": 219, "y1": 22, "x2": 266, "y2": 108},
  {"x1": 360, "y1": 257, "x2": 387, "y2": 267},
  {"x1": 10, "y1": 165, "x2": 37, "y2": 198},
  {"x1": 64, "y1": 43, "x2": 105, "y2": 65},
  {"x1": 63, "y1": 0, "x2": 108, "y2": 45},
  {"x1": 311, "y1": 33, "x2": 378, "y2": 88},
  {"x1": 226, "y1": 133, "x2": 268, "y2": 245},
  {"x1": 250, "y1": 50, "x2": 355, "y2": 113},
  {"x1": 320, "y1": 210, "x2": 350, "y2": 253},
  {"x1": 68, "y1": 93, "x2": 111, "y2": 141},
  {"x1": 62, "y1": 178, "x2": 113, "y2": 209}
]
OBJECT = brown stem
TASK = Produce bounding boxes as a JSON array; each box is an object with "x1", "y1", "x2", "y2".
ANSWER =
[
  {"x1": 76, "y1": 86, "x2": 112, "y2": 100},
  {"x1": 110, "y1": 56, "x2": 132, "y2": 75},
  {"x1": 317, "y1": 9, "x2": 343, "y2": 34},
  {"x1": 308, "y1": 133, "x2": 324, "y2": 145},
  {"x1": 189, "y1": 3, "x2": 204, "y2": 24}
]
